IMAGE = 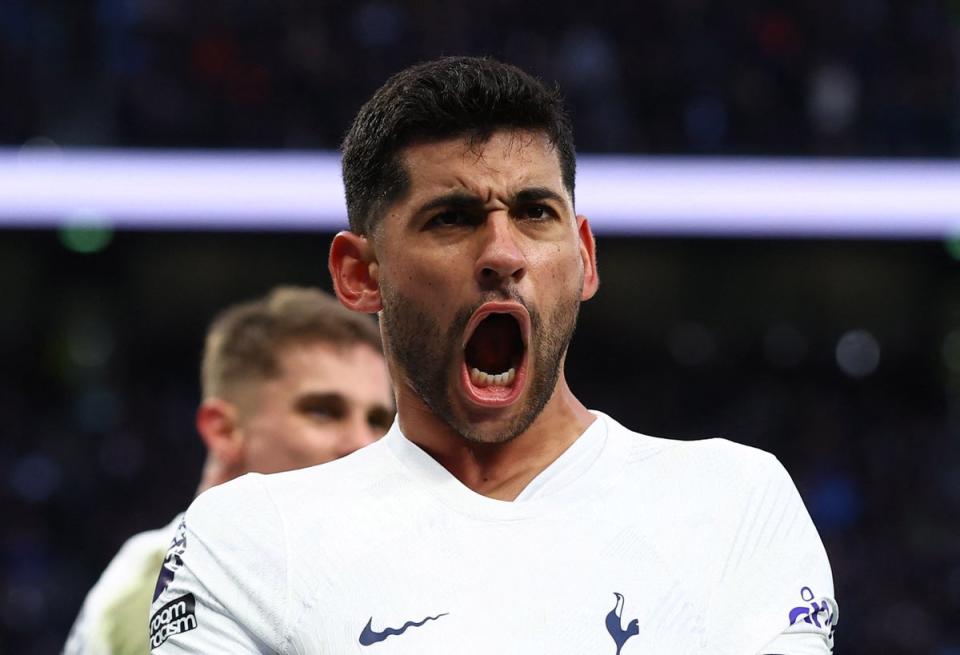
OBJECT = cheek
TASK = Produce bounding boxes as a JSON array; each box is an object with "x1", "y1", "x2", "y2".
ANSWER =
[
  {"x1": 265, "y1": 415, "x2": 310, "y2": 448},
  {"x1": 410, "y1": 259, "x2": 454, "y2": 290},
  {"x1": 536, "y1": 245, "x2": 581, "y2": 285},
  {"x1": 389, "y1": 238, "x2": 470, "y2": 281},
  {"x1": 385, "y1": 261, "x2": 460, "y2": 313},
  {"x1": 268, "y1": 424, "x2": 331, "y2": 466},
  {"x1": 304, "y1": 422, "x2": 347, "y2": 449}
]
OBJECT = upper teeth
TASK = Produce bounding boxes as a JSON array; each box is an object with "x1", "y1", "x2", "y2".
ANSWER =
[{"x1": 470, "y1": 367, "x2": 516, "y2": 387}]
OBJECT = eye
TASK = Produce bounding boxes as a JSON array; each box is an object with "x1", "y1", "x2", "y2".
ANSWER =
[
  {"x1": 518, "y1": 204, "x2": 554, "y2": 220},
  {"x1": 296, "y1": 396, "x2": 346, "y2": 422},
  {"x1": 303, "y1": 406, "x2": 337, "y2": 421},
  {"x1": 368, "y1": 407, "x2": 394, "y2": 432},
  {"x1": 427, "y1": 209, "x2": 476, "y2": 228}
]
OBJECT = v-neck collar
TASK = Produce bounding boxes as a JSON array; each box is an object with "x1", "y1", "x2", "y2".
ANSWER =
[{"x1": 383, "y1": 412, "x2": 613, "y2": 520}]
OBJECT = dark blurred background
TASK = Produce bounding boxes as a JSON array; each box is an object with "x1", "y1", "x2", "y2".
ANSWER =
[
  {"x1": 2, "y1": 1, "x2": 960, "y2": 653},
  {"x1": 3, "y1": 0, "x2": 957, "y2": 154}
]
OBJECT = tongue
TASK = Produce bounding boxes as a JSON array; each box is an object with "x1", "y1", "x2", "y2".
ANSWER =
[{"x1": 465, "y1": 314, "x2": 518, "y2": 374}]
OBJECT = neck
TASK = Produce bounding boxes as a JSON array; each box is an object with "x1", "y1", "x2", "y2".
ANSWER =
[
  {"x1": 195, "y1": 457, "x2": 241, "y2": 497},
  {"x1": 396, "y1": 376, "x2": 595, "y2": 501}
]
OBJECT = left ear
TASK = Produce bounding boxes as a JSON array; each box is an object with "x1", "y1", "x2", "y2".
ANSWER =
[{"x1": 576, "y1": 214, "x2": 599, "y2": 301}]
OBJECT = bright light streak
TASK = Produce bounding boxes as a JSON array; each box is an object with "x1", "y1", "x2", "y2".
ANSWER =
[{"x1": 2, "y1": 148, "x2": 959, "y2": 237}]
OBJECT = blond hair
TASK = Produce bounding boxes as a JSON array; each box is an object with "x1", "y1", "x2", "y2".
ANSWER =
[{"x1": 201, "y1": 287, "x2": 381, "y2": 400}]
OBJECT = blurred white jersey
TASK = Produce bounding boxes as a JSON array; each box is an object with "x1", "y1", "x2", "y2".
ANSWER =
[
  {"x1": 150, "y1": 412, "x2": 837, "y2": 654},
  {"x1": 64, "y1": 514, "x2": 182, "y2": 655}
]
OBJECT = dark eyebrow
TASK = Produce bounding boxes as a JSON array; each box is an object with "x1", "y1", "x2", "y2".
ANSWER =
[
  {"x1": 417, "y1": 187, "x2": 566, "y2": 214},
  {"x1": 513, "y1": 186, "x2": 566, "y2": 206},
  {"x1": 294, "y1": 392, "x2": 346, "y2": 411},
  {"x1": 295, "y1": 392, "x2": 394, "y2": 419},
  {"x1": 417, "y1": 191, "x2": 484, "y2": 215}
]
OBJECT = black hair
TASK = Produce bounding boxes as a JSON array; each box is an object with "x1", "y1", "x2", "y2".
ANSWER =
[{"x1": 341, "y1": 56, "x2": 575, "y2": 235}]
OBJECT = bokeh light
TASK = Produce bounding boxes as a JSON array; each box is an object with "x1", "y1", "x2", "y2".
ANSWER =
[
  {"x1": 835, "y1": 329, "x2": 881, "y2": 379},
  {"x1": 59, "y1": 211, "x2": 114, "y2": 254}
]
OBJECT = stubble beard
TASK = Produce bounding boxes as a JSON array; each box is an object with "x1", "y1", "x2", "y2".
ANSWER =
[{"x1": 380, "y1": 284, "x2": 581, "y2": 444}]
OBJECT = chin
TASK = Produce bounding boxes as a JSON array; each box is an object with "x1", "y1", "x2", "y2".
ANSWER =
[
  {"x1": 451, "y1": 403, "x2": 534, "y2": 445},
  {"x1": 461, "y1": 428, "x2": 518, "y2": 446}
]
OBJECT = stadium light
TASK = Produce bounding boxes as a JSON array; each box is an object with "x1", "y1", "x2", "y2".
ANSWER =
[{"x1": 2, "y1": 148, "x2": 959, "y2": 237}]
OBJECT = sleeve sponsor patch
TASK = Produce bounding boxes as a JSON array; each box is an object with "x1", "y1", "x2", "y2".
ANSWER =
[
  {"x1": 153, "y1": 518, "x2": 188, "y2": 602},
  {"x1": 783, "y1": 586, "x2": 838, "y2": 651},
  {"x1": 150, "y1": 593, "x2": 197, "y2": 649}
]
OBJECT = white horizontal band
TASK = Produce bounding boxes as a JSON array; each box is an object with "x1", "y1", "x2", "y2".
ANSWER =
[{"x1": 2, "y1": 148, "x2": 959, "y2": 237}]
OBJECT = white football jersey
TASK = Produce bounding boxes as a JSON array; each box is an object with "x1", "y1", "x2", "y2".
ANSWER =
[
  {"x1": 64, "y1": 514, "x2": 183, "y2": 655},
  {"x1": 150, "y1": 412, "x2": 837, "y2": 654}
]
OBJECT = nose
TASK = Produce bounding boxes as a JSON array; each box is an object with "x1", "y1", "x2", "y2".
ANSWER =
[{"x1": 475, "y1": 213, "x2": 525, "y2": 289}]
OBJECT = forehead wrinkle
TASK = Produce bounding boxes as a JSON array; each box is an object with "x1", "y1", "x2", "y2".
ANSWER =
[
  {"x1": 403, "y1": 131, "x2": 568, "y2": 211},
  {"x1": 451, "y1": 175, "x2": 494, "y2": 205}
]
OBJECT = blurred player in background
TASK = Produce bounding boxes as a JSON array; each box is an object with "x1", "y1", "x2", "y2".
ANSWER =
[
  {"x1": 63, "y1": 286, "x2": 394, "y2": 654},
  {"x1": 151, "y1": 58, "x2": 837, "y2": 653}
]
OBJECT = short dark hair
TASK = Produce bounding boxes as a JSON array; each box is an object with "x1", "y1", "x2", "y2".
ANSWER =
[
  {"x1": 341, "y1": 56, "x2": 576, "y2": 235},
  {"x1": 201, "y1": 286, "x2": 382, "y2": 400}
]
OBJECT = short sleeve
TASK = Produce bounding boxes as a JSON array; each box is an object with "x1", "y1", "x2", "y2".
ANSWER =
[
  {"x1": 707, "y1": 453, "x2": 839, "y2": 655},
  {"x1": 149, "y1": 474, "x2": 289, "y2": 653},
  {"x1": 63, "y1": 519, "x2": 174, "y2": 655}
]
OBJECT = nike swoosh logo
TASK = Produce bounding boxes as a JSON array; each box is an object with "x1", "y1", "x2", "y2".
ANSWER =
[{"x1": 358, "y1": 612, "x2": 449, "y2": 645}]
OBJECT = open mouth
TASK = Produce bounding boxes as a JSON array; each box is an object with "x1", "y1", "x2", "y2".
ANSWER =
[{"x1": 461, "y1": 305, "x2": 529, "y2": 406}]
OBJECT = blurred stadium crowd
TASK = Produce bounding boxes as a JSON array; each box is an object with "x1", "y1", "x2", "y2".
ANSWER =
[
  {"x1": 1, "y1": 0, "x2": 958, "y2": 154},
  {"x1": 2, "y1": 1, "x2": 960, "y2": 654},
  {"x1": 5, "y1": 234, "x2": 959, "y2": 654}
]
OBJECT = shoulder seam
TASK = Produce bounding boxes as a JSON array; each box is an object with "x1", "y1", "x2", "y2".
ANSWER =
[{"x1": 256, "y1": 475, "x2": 293, "y2": 653}]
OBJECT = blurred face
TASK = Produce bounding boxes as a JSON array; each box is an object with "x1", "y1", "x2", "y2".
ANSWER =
[
  {"x1": 374, "y1": 129, "x2": 596, "y2": 444},
  {"x1": 237, "y1": 341, "x2": 394, "y2": 473}
]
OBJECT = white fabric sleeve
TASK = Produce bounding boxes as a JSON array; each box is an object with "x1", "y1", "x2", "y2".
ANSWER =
[
  {"x1": 63, "y1": 520, "x2": 175, "y2": 655},
  {"x1": 707, "y1": 452, "x2": 838, "y2": 655},
  {"x1": 149, "y1": 474, "x2": 289, "y2": 653},
  {"x1": 62, "y1": 600, "x2": 99, "y2": 655}
]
